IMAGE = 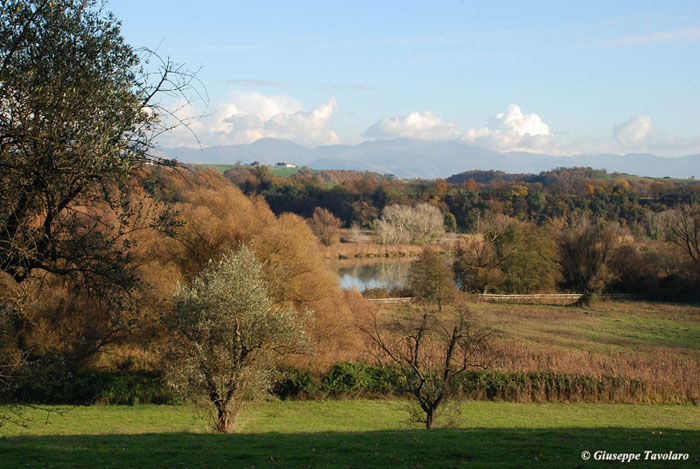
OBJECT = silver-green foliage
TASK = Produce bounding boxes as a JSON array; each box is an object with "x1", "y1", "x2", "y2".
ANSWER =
[{"x1": 165, "y1": 245, "x2": 309, "y2": 432}]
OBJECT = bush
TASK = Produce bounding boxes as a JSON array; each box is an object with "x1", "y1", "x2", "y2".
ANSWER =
[
  {"x1": 321, "y1": 362, "x2": 372, "y2": 396},
  {"x1": 275, "y1": 365, "x2": 665, "y2": 403},
  {"x1": 11, "y1": 363, "x2": 672, "y2": 405},
  {"x1": 273, "y1": 369, "x2": 323, "y2": 400},
  {"x1": 14, "y1": 370, "x2": 176, "y2": 405},
  {"x1": 275, "y1": 363, "x2": 404, "y2": 399}
]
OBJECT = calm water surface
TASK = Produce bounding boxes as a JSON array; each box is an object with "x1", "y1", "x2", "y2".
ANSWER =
[{"x1": 333, "y1": 257, "x2": 455, "y2": 291}]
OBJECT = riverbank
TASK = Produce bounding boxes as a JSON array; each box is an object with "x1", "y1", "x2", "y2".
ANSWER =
[{"x1": 321, "y1": 230, "x2": 468, "y2": 259}]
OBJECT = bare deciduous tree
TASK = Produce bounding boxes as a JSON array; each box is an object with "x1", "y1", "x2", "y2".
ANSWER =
[
  {"x1": 666, "y1": 205, "x2": 700, "y2": 273},
  {"x1": 557, "y1": 215, "x2": 622, "y2": 301},
  {"x1": 376, "y1": 203, "x2": 445, "y2": 245},
  {"x1": 359, "y1": 302, "x2": 492, "y2": 430},
  {"x1": 348, "y1": 222, "x2": 366, "y2": 244}
]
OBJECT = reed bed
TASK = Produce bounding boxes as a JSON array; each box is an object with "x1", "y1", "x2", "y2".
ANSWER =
[
  {"x1": 320, "y1": 242, "x2": 426, "y2": 259},
  {"x1": 320, "y1": 238, "x2": 465, "y2": 259},
  {"x1": 369, "y1": 300, "x2": 700, "y2": 403},
  {"x1": 475, "y1": 340, "x2": 700, "y2": 403}
]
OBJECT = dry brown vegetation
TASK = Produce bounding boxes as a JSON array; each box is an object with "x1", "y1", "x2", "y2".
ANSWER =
[
  {"x1": 356, "y1": 300, "x2": 700, "y2": 403},
  {"x1": 135, "y1": 168, "x2": 361, "y2": 371},
  {"x1": 321, "y1": 242, "x2": 426, "y2": 259},
  {"x1": 320, "y1": 234, "x2": 467, "y2": 260},
  {"x1": 3, "y1": 165, "x2": 699, "y2": 408},
  {"x1": 1, "y1": 167, "x2": 361, "y2": 374}
]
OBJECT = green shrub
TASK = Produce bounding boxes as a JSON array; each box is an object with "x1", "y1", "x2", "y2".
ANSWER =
[
  {"x1": 273, "y1": 369, "x2": 323, "y2": 399},
  {"x1": 321, "y1": 362, "x2": 372, "y2": 396},
  {"x1": 14, "y1": 370, "x2": 177, "y2": 405},
  {"x1": 10, "y1": 363, "x2": 672, "y2": 405}
]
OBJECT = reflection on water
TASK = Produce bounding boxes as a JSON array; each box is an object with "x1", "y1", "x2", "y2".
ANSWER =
[
  {"x1": 333, "y1": 257, "x2": 455, "y2": 291},
  {"x1": 335, "y1": 260, "x2": 412, "y2": 291}
]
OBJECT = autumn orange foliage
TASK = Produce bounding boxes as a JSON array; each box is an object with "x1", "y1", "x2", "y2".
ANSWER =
[{"x1": 135, "y1": 167, "x2": 359, "y2": 371}]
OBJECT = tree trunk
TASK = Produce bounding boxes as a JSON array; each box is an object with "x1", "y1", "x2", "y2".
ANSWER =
[
  {"x1": 215, "y1": 403, "x2": 237, "y2": 433},
  {"x1": 425, "y1": 408, "x2": 435, "y2": 430}
]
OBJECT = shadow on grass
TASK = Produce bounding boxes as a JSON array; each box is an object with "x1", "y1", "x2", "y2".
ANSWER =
[{"x1": 1, "y1": 427, "x2": 698, "y2": 468}]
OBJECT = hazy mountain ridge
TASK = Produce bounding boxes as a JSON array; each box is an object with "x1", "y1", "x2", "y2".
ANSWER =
[{"x1": 165, "y1": 138, "x2": 700, "y2": 179}]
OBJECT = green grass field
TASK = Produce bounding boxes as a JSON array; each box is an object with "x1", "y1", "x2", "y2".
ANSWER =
[
  {"x1": 471, "y1": 300, "x2": 700, "y2": 353},
  {"x1": 195, "y1": 163, "x2": 321, "y2": 178},
  {"x1": 3, "y1": 301, "x2": 698, "y2": 466},
  {"x1": 2, "y1": 401, "x2": 698, "y2": 467},
  {"x1": 195, "y1": 163, "x2": 238, "y2": 174}
]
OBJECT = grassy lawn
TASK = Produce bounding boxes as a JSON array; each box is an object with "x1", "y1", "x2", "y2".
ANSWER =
[{"x1": 1, "y1": 401, "x2": 699, "y2": 467}]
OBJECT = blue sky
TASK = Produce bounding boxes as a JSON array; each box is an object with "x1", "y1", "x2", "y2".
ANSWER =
[{"x1": 111, "y1": 1, "x2": 700, "y2": 156}]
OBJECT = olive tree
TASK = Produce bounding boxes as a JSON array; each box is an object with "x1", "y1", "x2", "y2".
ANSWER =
[{"x1": 165, "y1": 246, "x2": 309, "y2": 433}]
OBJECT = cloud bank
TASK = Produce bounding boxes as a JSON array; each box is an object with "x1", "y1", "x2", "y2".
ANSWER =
[
  {"x1": 364, "y1": 104, "x2": 554, "y2": 153},
  {"x1": 363, "y1": 111, "x2": 460, "y2": 140},
  {"x1": 159, "y1": 93, "x2": 700, "y2": 157},
  {"x1": 160, "y1": 92, "x2": 340, "y2": 148}
]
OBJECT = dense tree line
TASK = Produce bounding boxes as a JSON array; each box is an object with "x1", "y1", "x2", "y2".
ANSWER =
[
  {"x1": 225, "y1": 165, "x2": 700, "y2": 237},
  {"x1": 226, "y1": 165, "x2": 700, "y2": 298}
]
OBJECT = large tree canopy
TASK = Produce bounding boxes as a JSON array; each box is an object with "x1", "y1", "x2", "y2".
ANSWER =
[{"x1": 0, "y1": 0, "x2": 187, "y2": 284}]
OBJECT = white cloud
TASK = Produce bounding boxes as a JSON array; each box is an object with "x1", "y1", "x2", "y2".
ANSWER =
[
  {"x1": 462, "y1": 104, "x2": 553, "y2": 152},
  {"x1": 558, "y1": 115, "x2": 700, "y2": 157},
  {"x1": 158, "y1": 92, "x2": 339, "y2": 148},
  {"x1": 364, "y1": 111, "x2": 460, "y2": 140},
  {"x1": 613, "y1": 115, "x2": 652, "y2": 145},
  {"x1": 607, "y1": 115, "x2": 700, "y2": 156},
  {"x1": 363, "y1": 105, "x2": 554, "y2": 153}
]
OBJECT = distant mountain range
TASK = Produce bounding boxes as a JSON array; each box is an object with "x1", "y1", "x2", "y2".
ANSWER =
[{"x1": 164, "y1": 138, "x2": 700, "y2": 179}]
